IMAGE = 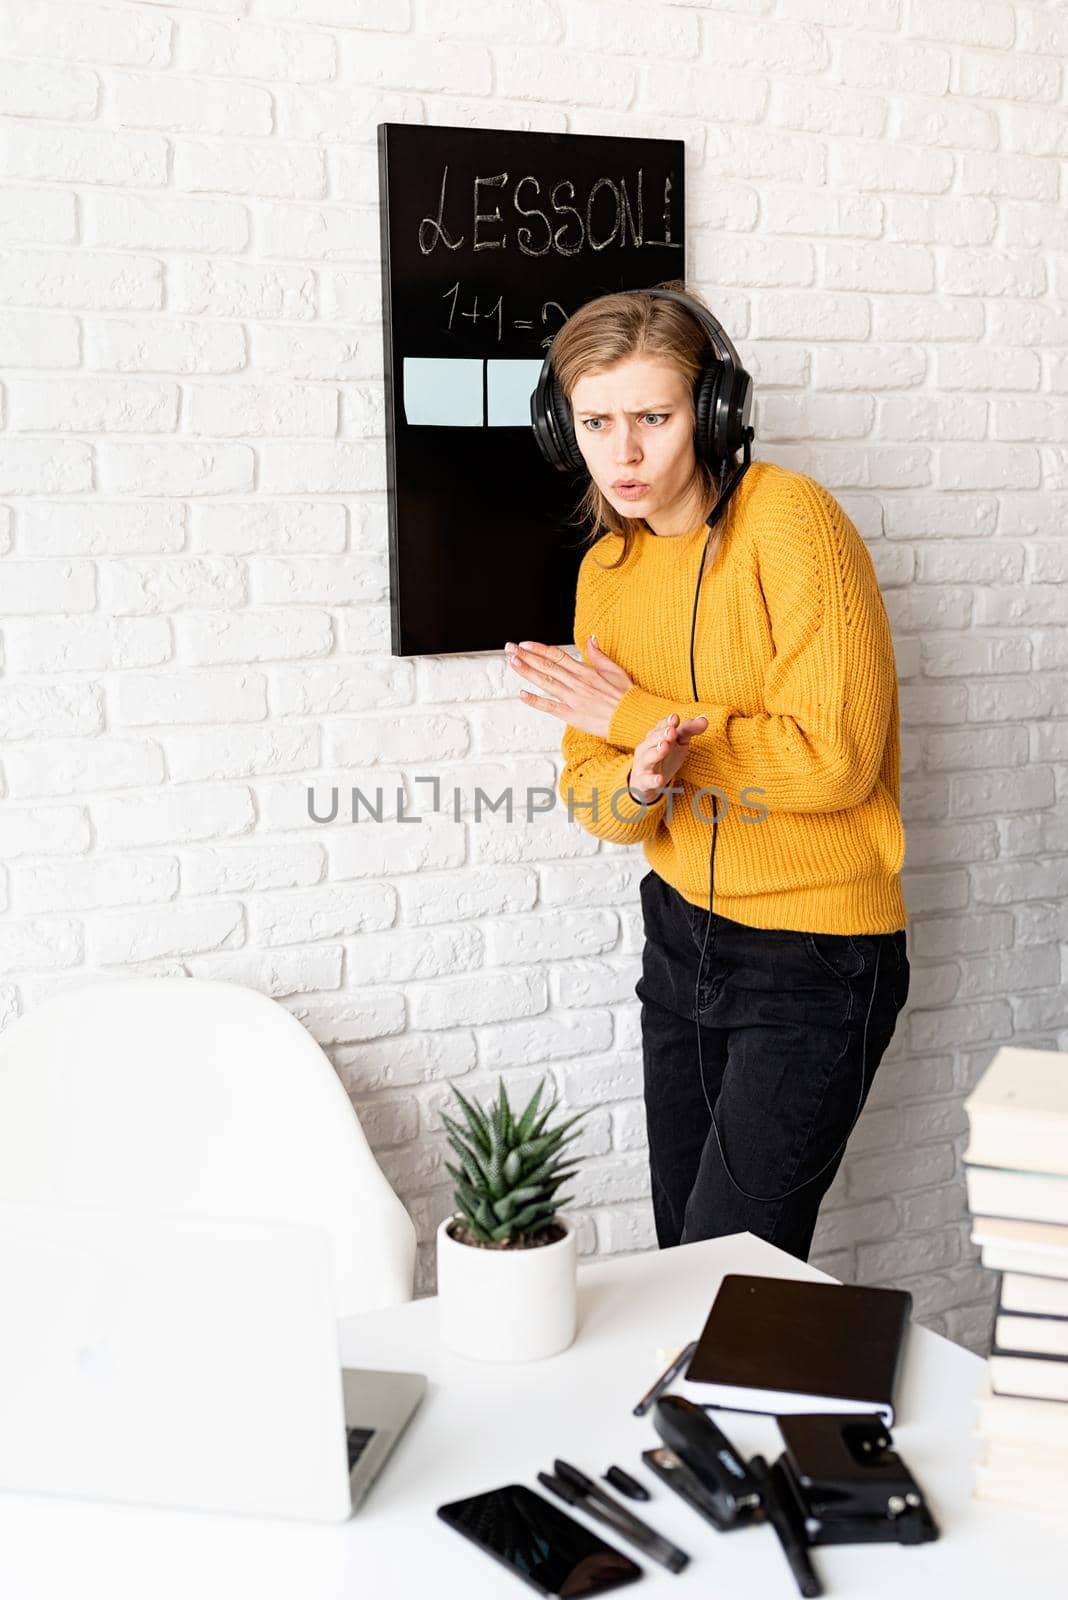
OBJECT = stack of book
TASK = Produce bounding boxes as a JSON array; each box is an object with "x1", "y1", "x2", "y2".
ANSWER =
[{"x1": 963, "y1": 1044, "x2": 1068, "y2": 1515}]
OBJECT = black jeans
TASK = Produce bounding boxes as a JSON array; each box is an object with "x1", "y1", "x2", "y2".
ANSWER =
[{"x1": 636, "y1": 868, "x2": 910, "y2": 1262}]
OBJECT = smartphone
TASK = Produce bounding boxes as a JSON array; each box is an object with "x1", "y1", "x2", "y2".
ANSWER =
[{"x1": 437, "y1": 1482, "x2": 643, "y2": 1597}]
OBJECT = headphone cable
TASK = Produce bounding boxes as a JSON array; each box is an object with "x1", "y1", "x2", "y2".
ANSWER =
[{"x1": 686, "y1": 434, "x2": 880, "y2": 1206}]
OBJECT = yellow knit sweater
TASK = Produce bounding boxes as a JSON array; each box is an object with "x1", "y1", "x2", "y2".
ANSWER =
[{"x1": 557, "y1": 459, "x2": 907, "y2": 936}]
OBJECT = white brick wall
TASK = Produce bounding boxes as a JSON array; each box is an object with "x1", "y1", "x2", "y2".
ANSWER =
[{"x1": 1, "y1": 0, "x2": 1065, "y2": 1351}]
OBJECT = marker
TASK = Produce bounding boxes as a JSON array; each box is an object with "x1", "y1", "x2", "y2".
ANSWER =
[{"x1": 632, "y1": 1340, "x2": 699, "y2": 1417}]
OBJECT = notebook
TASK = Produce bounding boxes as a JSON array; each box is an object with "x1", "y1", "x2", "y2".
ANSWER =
[{"x1": 675, "y1": 1274, "x2": 913, "y2": 1426}]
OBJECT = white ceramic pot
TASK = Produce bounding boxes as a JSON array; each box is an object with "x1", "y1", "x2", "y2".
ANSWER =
[{"x1": 435, "y1": 1213, "x2": 578, "y2": 1363}]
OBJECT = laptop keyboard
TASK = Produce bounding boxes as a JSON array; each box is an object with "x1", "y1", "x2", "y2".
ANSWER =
[{"x1": 346, "y1": 1426, "x2": 376, "y2": 1471}]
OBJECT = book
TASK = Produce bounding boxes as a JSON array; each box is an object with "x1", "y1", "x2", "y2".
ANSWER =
[
  {"x1": 994, "y1": 1308, "x2": 1068, "y2": 1360},
  {"x1": 677, "y1": 1274, "x2": 912, "y2": 1427},
  {"x1": 989, "y1": 1347, "x2": 1068, "y2": 1404},
  {"x1": 964, "y1": 1164, "x2": 1068, "y2": 1227},
  {"x1": 1000, "y1": 1272, "x2": 1068, "y2": 1318},
  {"x1": 975, "y1": 1436, "x2": 1068, "y2": 1479},
  {"x1": 971, "y1": 1214, "x2": 1068, "y2": 1278},
  {"x1": 963, "y1": 1046, "x2": 1068, "y2": 1175},
  {"x1": 974, "y1": 1463, "x2": 1068, "y2": 1518},
  {"x1": 976, "y1": 1370, "x2": 1068, "y2": 1450}
]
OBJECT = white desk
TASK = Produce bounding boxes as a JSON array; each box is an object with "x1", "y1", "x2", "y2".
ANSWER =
[{"x1": 1, "y1": 1232, "x2": 1064, "y2": 1599}]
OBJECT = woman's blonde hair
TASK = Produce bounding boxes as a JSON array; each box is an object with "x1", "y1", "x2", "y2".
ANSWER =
[{"x1": 549, "y1": 278, "x2": 727, "y2": 570}]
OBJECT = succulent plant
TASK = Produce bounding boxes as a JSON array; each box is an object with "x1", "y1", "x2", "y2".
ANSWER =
[{"x1": 442, "y1": 1076, "x2": 589, "y2": 1246}]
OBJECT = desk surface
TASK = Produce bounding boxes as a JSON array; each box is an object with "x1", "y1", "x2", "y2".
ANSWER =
[{"x1": 1, "y1": 1232, "x2": 1064, "y2": 1599}]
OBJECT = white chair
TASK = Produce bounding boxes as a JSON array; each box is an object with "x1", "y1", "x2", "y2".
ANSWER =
[{"x1": 0, "y1": 977, "x2": 416, "y2": 1317}]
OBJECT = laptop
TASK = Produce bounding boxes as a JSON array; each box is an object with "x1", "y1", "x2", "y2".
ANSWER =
[{"x1": 0, "y1": 1202, "x2": 426, "y2": 1522}]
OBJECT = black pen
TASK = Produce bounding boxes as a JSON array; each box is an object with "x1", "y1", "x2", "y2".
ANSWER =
[
  {"x1": 540, "y1": 1462, "x2": 689, "y2": 1574},
  {"x1": 633, "y1": 1340, "x2": 698, "y2": 1417},
  {"x1": 748, "y1": 1454, "x2": 821, "y2": 1599}
]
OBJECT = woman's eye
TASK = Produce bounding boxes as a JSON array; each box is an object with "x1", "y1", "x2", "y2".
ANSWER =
[{"x1": 581, "y1": 414, "x2": 668, "y2": 431}]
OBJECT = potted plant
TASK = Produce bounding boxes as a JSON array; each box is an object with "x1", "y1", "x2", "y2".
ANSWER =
[{"x1": 435, "y1": 1075, "x2": 589, "y2": 1362}]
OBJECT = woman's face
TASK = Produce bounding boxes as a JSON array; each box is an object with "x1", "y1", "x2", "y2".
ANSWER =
[{"x1": 569, "y1": 355, "x2": 703, "y2": 535}]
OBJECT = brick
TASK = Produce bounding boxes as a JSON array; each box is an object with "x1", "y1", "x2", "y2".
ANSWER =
[
  {"x1": 552, "y1": 959, "x2": 638, "y2": 1009},
  {"x1": 270, "y1": 659, "x2": 412, "y2": 717},
  {"x1": 90, "y1": 900, "x2": 243, "y2": 964},
  {"x1": 11, "y1": 854, "x2": 177, "y2": 914},
  {"x1": 0, "y1": 190, "x2": 78, "y2": 250},
  {"x1": 18, "y1": 499, "x2": 184, "y2": 557},
  {"x1": 0, "y1": 442, "x2": 93, "y2": 496},
  {"x1": 257, "y1": 441, "x2": 385, "y2": 494},
  {"x1": 113, "y1": 71, "x2": 271, "y2": 135},
  {"x1": 769, "y1": 80, "x2": 886, "y2": 139},
  {"x1": 0, "y1": 58, "x2": 98, "y2": 120},
  {"x1": 0, "y1": 682, "x2": 101, "y2": 742},
  {"x1": 192, "y1": 502, "x2": 344, "y2": 555},
  {"x1": 0, "y1": 310, "x2": 80, "y2": 366},
  {"x1": 0, "y1": 250, "x2": 161, "y2": 311},
  {"x1": 85, "y1": 193, "x2": 249, "y2": 253},
  {"x1": 0, "y1": 805, "x2": 91, "y2": 859},
  {"x1": 97, "y1": 442, "x2": 254, "y2": 496},
  {"x1": 593, "y1": 1203, "x2": 656, "y2": 1255},
  {"x1": 328, "y1": 815, "x2": 465, "y2": 878},
  {"x1": 175, "y1": 16, "x2": 337, "y2": 82},
  {"x1": 0, "y1": 3, "x2": 172, "y2": 67},
  {"x1": 164, "y1": 724, "x2": 319, "y2": 783},
  {"x1": 181, "y1": 842, "x2": 324, "y2": 896},
  {"x1": 333, "y1": 1030, "x2": 476, "y2": 1094},
  {"x1": 397, "y1": 866, "x2": 538, "y2": 929},
  {"x1": 247, "y1": 882, "x2": 395, "y2": 946},
  {"x1": 177, "y1": 608, "x2": 334, "y2": 665},
  {"x1": 0, "y1": 560, "x2": 95, "y2": 613},
  {"x1": 281, "y1": 992, "x2": 405, "y2": 1046},
  {"x1": 86, "y1": 317, "x2": 246, "y2": 374},
  {"x1": 937, "y1": 445, "x2": 1041, "y2": 491},
  {"x1": 1, "y1": 124, "x2": 167, "y2": 187},
  {"x1": 483, "y1": 910, "x2": 618, "y2": 966},
  {"x1": 959, "y1": 152, "x2": 1057, "y2": 202},
  {"x1": 958, "y1": 51, "x2": 1061, "y2": 104},
  {"x1": 259, "y1": 202, "x2": 378, "y2": 263},
  {"x1": 185, "y1": 383, "x2": 337, "y2": 437},
  {"x1": 573, "y1": 3, "x2": 698, "y2": 58},
  {"x1": 0, "y1": 917, "x2": 82, "y2": 975},
  {"x1": 102, "y1": 557, "x2": 245, "y2": 614},
  {"x1": 344, "y1": 924, "x2": 482, "y2": 985},
  {"x1": 836, "y1": 36, "x2": 950, "y2": 95},
  {"x1": 185, "y1": 944, "x2": 342, "y2": 998},
  {"x1": 115, "y1": 669, "x2": 265, "y2": 726},
  {"x1": 170, "y1": 258, "x2": 317, "y2": 321},
  {"x1": 96, "y1": 784, "x2": 255, "y2": 848},
  {"x1": 252, "y1": 325, "x2": 377, "y2": 381},
  {"x1": 175, "y1": 140, "x2": 326, "y2": 200},
  {"x1": 5, "y1": 736, "x2": 163, "y2": 799},
  {"x1": 8, "y1": 380, "x2": 178, "y2": 434},
  {"x1": 472, "y1": 1010, "x2": 617, "y2": 1079}
]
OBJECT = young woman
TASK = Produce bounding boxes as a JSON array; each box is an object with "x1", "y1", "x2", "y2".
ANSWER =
[{"x1": 508, "y1": 280, "x2": 909, "y2": 1262}]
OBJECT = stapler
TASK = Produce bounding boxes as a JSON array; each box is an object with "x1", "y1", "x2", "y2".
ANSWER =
[{"x1": 642, "y1": 1394, "x2": 763, "y2": 1532}]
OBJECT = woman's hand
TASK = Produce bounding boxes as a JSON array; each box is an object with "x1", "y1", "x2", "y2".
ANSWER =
[
  {"x1": 505, "y1": 636, "x2": 634, "y2": 739},
  {"x1": 627, "y1": 713, "x2": 709, "y2": 803}
]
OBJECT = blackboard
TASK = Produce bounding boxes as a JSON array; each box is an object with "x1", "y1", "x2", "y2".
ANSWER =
[{"x1": 377, "y1": 122, "x2": 686, "y2": 657}]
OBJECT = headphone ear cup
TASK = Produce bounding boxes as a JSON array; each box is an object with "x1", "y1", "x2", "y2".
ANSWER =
[
  {"x1": 693, "y1": 359, "x2": 725, "y2": 469},
  {"x1": 547, "y1": 373, "x2": 584, "y2": 473}
]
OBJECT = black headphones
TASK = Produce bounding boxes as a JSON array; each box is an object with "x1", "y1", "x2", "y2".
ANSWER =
[{"x1": 530, "y1": 285, "x2": 754, "y2": 489}]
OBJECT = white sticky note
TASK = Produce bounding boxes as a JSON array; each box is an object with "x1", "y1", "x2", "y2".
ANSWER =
[
  {"x1": 487, "y1": 358, "x2": 545, "y2": 427},
  {"x1": 403, "y1": 357, "x2": 483, "y2": 426}
]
